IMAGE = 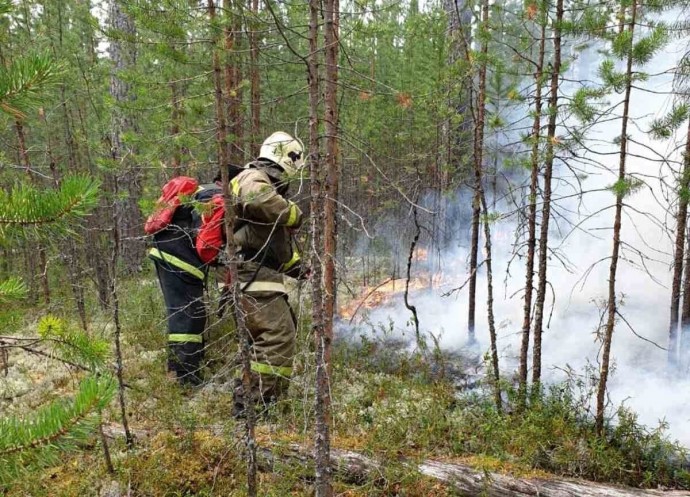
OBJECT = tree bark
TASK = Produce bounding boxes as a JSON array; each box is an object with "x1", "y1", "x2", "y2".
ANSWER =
[
  {"x1": 249, "y1": 0, "x2": 261, "y2": 157},
  {"x1": 15, "y1": 120, "x2": 51, "y2": 305},
  {"x1": 465, "y1": 0, "x2": 490, "y2": 346},
  {"x1": 596, "y1": 0, "x2": 637, "y2": 436},
  {"x1": 224, "y1": 0, "x2": 244, "y2": 165},
  {"x1": 109, "y1": 186, "x2": 134, "y2": 450},
  {"x1": 316, "y1": 0, "x2": 339, "y2": 494},
  {"x1": 669, "y1": 120, "x2": 690, "y2": 369},
  {"x1": 480, "y1": 192, "x2": 501, "y2": 411},
  {"x1": 209, "y1": 1, "x2": 257, "y2": 494},
  {"x1": 518, "y1": 10, "x2": 547, "y2": 399},
  {"x1": 170, "y1": 82, "x2": 184, "y2": 176},
  {"x1": 471, "y1": 0, "x2": 501, "y2": 410},
  {"x1": 531, "y1": 0, "x2": 564, "y2": 386},
  {"x1": 404, "y1": 206, "x2": 421, "y2": 344},
  {"x1": 109, "y1": 0, "x2": 144, "y2": 274},
  {"x1": 681, "y1": 226, "x2": 690, "y2": 333}
]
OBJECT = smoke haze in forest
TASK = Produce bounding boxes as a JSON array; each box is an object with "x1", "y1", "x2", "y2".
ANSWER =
[{"x1": 342, "y1": 35, "x2": 690, "y2": 446}]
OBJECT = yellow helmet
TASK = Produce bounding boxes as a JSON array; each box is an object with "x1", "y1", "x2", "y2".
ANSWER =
[{"x1": 259, "y1": 131, "x2": 305, "y2": 177}]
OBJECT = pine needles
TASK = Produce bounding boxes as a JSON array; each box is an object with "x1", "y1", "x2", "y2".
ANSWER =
[
  {"x1": 0, "y1": 175, "x2": 101, "y2": 242},
  {"x1": 0, "y1": 376, "x2": 116, "y2": 486}
]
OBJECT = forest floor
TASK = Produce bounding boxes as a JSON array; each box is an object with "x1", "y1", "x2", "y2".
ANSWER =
[{"x1": 3, "y1": 269, "x2": 690, "y2": 496}]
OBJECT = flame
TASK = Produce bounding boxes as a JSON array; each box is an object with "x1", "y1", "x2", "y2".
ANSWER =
[{"x1": 338, "y1": 274, "x2": 445, "y2": 322}]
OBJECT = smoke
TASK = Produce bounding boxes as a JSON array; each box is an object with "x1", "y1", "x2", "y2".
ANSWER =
[{"x1": 339, "y1": 27, "x2": 690, "y2": 446}]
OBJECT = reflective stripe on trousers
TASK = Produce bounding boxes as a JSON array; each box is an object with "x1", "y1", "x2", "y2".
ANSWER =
[
  {"x1": 169, "y1": 333, "x2": 203, "y2": 343},
  {"x1": 236, "y1": 361, "x2": 292, "y2": 378},
  {"x1": 149, "y1": 248, "x2": 205, "y2": 280}
]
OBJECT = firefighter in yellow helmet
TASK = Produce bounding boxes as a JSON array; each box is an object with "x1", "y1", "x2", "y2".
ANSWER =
[{"x1": 230, "y1": 131, "x2": 307, "y2": 416}]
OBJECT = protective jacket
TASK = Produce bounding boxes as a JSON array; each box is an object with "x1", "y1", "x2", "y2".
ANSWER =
[
  {"x1": 232, "y1": 160, "x2": 303, "y2": 284},
  {"x1": 230, "y1": 160, "x2": 304, "y2": 411}
]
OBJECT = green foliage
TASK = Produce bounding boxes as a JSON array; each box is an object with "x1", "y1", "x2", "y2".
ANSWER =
[
  {"x1": 0, "y1": 376, "x2": 116, "y2": 486},
  {"x1": 649, "y1": 103, "x2": 689, "y2": 139},
  {"x1": 612, "y1": 30, "x2": 633, "y2": 60},
  {"x1": 633, "y1": 25, "x2": 669, "y2": 65},
  {"x1": 322, "y1": 336, "x2": 690, "y2": 490},
  {"x1": 0, "y1": 277, "x2": 27, "y2": 302},
  {"x1": 37, "y1": 315, "x2": 110, "y2": 370},
  {"x1": 0, "y1": 53, "x2": 59, "y2": 119},
  {"x1": 599, "y1": 59, "x2": 627, "y2": 93},
  {"x1": 0, "y1": 175, "x2": 100, "y2": 242},
  {"x1": 0, "y1": 0, "x2": 11, "y2": 16},
  {"x1": 571, "y1": 86, "x2": 608, "y2": 123},
  {"x1": 609, "y1": 176, "x2": 644, "y2": 198}
]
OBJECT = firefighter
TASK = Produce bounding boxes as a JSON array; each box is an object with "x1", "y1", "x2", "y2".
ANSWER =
[
  {"x1": 229, "y1": 131, "x2": 307, "y2": 415},
  {"x1": 146, "y1": 176, "x2": 223, "y2": 386}
]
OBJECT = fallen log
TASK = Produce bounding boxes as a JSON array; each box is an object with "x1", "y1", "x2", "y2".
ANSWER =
[
  {"x1": 417, "y1": 459, "x2": 690, "y2": 497},
  {"x1": 258, "y1": 442, "x2": 690, "y2": 497},
  {"x1": 103, "y1": 424, "x2": 690, "y2": 496}
]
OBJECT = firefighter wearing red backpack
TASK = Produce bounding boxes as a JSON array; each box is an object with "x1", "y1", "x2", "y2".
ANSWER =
[
  {"x1": 145, "y1": 174, "x2": 225, "y2": 386},
  {"x1": 145, "y1": 131, "x2": 307, "y2": 402},
  {"x1": 225, "y1": 131, "x2": 307, "y2": 415}
]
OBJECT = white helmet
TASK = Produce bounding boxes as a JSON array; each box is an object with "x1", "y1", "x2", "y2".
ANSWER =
[{"x1": 259, "y1": 131, "x2": 305, "y2": 177}]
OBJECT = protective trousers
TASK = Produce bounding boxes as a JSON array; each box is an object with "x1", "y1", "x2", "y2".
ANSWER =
[
  {"x1": 233, "y1": 263, "x2": 296, "y2": 414},
  {"x1": 153, "y1": 260, "x2": 207, "y2": 385}
]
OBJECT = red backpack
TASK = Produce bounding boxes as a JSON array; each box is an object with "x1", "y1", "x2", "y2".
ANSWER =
[
  {"x1": 144, "y1": 176, "x2": 199, "y2": 235},
  {"x1": 195, "y1": 194, "x2": 225, "y2": 264}
]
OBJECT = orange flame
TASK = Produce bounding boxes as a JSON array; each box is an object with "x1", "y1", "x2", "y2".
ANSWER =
[{"x1": 338, "y1": 273, "x2": 446, "y2": 322}]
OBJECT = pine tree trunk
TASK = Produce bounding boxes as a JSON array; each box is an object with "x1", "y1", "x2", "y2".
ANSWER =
[
  {"x1": 595, "y1": 0, "x2": 637, "y2": 436},
  {"x1": 170, "y1": 82, "x2": 184, "y2": 175},
  {"x1": 15, "y1": 120, "x2": 51, "y2": 305},
  {"x1": 473, "y1": 0, "x2": 500, "y2": 410},
  {"x1": 481, "y1": 191, "x2": 501, "y2": 410},
  {"x1": 308, "y1": 0, "x2": 328, "y2": 487},
  {"x1": 109, "y1": 0, "x2": 144, "y2": 274},
  {"x1": 531, "y1": 0, "x2": 563, "y2": 386},
  {"x1": 249, "y1": 0, "x2": 261, "y2": 157},
  {"x1": 468, "y1": 195, "x2": 480, "y2": 343},
  {"x1": 518, "y1": 12, "x2": 547, "y2": 400},
  {"x1": 316, "y1": 0, "x2": 339, "y2": 493},
  {"x1": 210, "y1": 1, "x2": 257, "y2": 493},
  {"x1": 466, "y1": 0, "x2": 490, "y2": 346},
  {"x1": 681, "y1": 228, "x2": 690, "y2": 330},
  {"x1": 74, "y1": 98, "x2": 112, "y2": 310},
  {"x1": 224, "y1": 0, "x2": 244, "y2": 165},
  {"x1": 669, "y1": 120, "x2": 690, "y2": 369},
  {"x1": 109, "y1": 192, "x2": 134, "y2": 450}
]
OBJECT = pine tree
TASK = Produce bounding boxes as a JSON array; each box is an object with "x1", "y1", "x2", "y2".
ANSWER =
[
  {"x1": 0, "y1": 2, "x2": 113, "y2": 487},
  {"x1": 595, "y1": 0, "x2": 670, "y2": 435}
]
